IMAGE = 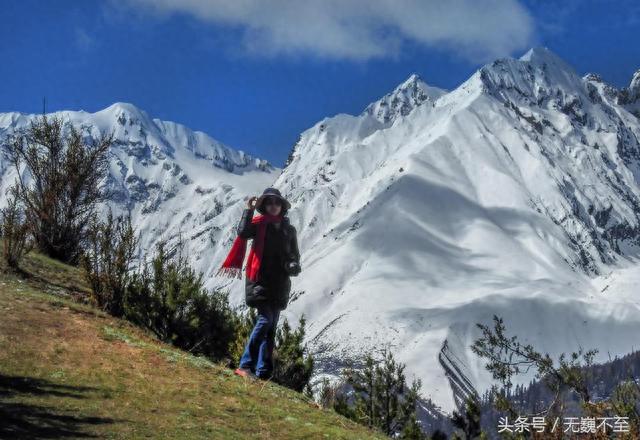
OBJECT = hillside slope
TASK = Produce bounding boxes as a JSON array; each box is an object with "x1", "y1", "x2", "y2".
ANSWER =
[{"x1": 0, "y1": 254, "x2": 384, "y2": 439}]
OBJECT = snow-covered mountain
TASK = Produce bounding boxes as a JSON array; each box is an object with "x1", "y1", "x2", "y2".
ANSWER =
[
  {"x1": 272, "y1": 47, "x2": 640, "y2": 411},
  {"x1": 0, "y1": 103, "x2": 278, "y2": 280},
  {"x1": 364, "y1": 73, "x2": 447, "y2": 124},
  {"x1": 620, "y1": 68, "x2": 640, "y2": 116},
  {"x1": 2, "y1": 47, "x2": 640, "y2": 414}
]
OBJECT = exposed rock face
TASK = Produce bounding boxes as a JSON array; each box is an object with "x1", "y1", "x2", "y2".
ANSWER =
[{"x1": 364, "y1": 73, "x2": 447, "y2": 124}]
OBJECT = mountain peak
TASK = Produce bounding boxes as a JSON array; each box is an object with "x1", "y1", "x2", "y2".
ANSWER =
[
  {"x1": 520, "y1": 46, "x2": 564, "y2": 64},
  {"x1": 104, "y1": 101, "x2": 140, "y2": 111},
  {"x1": 630, "y1": 69, "x2": 640, "y2": 92},
  {"x1": 400, "y1": 73, "x2": 423, "y2": 87},
  {"x1": 583, "y1": 72, "x2": 603, "y2": 83},
  {"x1": 518, "y1": 46, "x2": 577, "y2": 77},
  {"x1": 99, "y1": 102, "x2": 149, "y2": 121},
  {"x1": 396, "y1": 73, "x2": 445, "y2": 96},
  {"x1": 616, "y1": 69, "x2": 640, "y2": 106},
  {"x1": 474, "y1": 46, "x2": 581, "y2": 101},
  {"x1": 364, "y1": 73, "x2": 447, "y2": 124},
  {"x1": 93, "y1": 102, "x2": 155, "y2": 129}
]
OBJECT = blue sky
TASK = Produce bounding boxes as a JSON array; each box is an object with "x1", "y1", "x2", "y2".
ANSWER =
[{"x1": 1, "y1": 0, "x2": 639, "y2": 166}]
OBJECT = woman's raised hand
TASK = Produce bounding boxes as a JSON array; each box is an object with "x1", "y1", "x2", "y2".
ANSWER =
[{"x1": 247, "y1": 196, "x2": 258, "y2": 209}]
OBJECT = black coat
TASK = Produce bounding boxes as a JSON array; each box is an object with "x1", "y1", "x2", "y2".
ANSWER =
[{"x1": 236, "y1": 208, "x2": 301, "y2": 310}]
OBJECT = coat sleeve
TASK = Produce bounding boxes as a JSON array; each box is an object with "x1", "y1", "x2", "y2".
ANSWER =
[
  {"x1": 290, "y1": 226, "x2": 301, "y2": 265},
  {"x1": 237, "y1": 208, "x2": 256, "y2": 239}
]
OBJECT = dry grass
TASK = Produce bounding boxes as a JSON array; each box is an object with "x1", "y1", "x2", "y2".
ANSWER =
[{"x1": 0, "y1": 251, "x2": 384, "y2": 439}]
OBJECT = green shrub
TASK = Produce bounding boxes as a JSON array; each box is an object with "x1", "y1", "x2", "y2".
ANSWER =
[
  {"x1": 272, "y1": 316, "x2": 314, "y2": 392},
  {"x1": 335, "y1": 349, "x2": 426, "y2": 439},
  {"x1": 124, "y1": 242, "x2": 240, "y2": 362}
]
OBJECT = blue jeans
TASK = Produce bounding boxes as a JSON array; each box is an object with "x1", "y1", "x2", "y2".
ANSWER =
[{"x1": 239, "y1": 304, "x2": 280, "y2": 378}]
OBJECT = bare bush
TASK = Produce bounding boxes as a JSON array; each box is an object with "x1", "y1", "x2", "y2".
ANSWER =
[
  {"x1": 82, "y1": 212, "x2": 137, "y2": 315},
  {"x1": 1, "y1": 189, "x2": 32, "y2": 269},
  {"x1": 5, "y1": 116, "x2": 112, "y2": 264}
]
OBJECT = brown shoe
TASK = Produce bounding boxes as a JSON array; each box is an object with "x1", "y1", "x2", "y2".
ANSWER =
[{"x1": 234, "y1": 367, "x2": 257, "y2": 379}]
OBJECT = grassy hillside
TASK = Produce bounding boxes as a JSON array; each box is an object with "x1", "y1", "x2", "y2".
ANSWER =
[{"x1": 0, "y1": 252, "x2": 384, "y2": 439}]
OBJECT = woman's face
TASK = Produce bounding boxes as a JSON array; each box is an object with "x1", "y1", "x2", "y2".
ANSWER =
[{"x1": 264, "y1": 197, "x2": 282, "y2": 216}]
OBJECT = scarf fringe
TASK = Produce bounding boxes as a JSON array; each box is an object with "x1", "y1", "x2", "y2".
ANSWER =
[
  {"x1": 217, "y1": 213, "x2": 283, "y2": 282},
  {"x1": 216, "y1": 266, "x2": 243, "y2": 279}
]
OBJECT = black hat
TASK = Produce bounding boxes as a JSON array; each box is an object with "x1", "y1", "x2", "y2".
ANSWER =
[{"x1": 255, "y1": 187, "x2": 291, "y2": 214}]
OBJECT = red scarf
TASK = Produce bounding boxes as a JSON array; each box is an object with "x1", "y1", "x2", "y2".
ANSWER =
[{"x1": 217, "y1": 213, "x2": 283, "y2": 282}]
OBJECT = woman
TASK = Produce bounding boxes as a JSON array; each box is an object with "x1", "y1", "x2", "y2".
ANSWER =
[{"x1": 218, "y1": 187, "x2": 301, "y2": 380}]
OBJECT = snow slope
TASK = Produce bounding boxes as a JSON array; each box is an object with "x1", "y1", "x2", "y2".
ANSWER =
[
  {"x1": 2, "y1": 47, "x2": 640, "y2": 413},
  {"x1": 272, "y1": 48, "x2": 640, "y2": 411}
]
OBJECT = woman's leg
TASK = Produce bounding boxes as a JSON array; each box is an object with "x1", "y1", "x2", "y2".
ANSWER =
[
  {"x1": 239, "y1": 305, "x2": 276, "y2": 372},
  {"x1": 256, "y1": 306, "x2": 280, "y2": 378}
]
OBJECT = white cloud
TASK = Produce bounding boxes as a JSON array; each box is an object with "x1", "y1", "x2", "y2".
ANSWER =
[{"x1": 122, "y1": 0, "x2": 535, "y2": 62}]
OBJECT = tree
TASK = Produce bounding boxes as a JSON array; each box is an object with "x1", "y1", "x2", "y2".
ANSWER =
[
  {"x1": 400, "y1": 380, "x2": 428, "y2": 439},
  {"x1": 0, "y1": 188, "x2": 32, "y2": 269},
  {"x1": 340, "y1": 348, "x2": 426, "y2": 438},
  {"x1": 82, "y1": 212, "x2": 137, "y2": 316},
  {"x1": 400, "y1": 413, "x2": 427, "y2": 440},
  {"x1": 472, "y1": 315, "x2": 597, "y2": 418},
  {"x1": 469, "y1": 315, "x2": 640, "y2": 438},
  {"x1": 451, "y1": 396, "x2": 484, "y2": 440},
  {"x1": 429, "y1": 430, "x2": 448, "y2": 440},
  {"x1": 5, "y1": 116, "x2": 112, "y2": 264},
  {"x1": 610, "y1": 380, "x2": 640, "y2": 437},
  {"x1": 272, "y1": 316, "x2": 314, "y2": 392},
  {"x1": 317, "y1": 378, "x2": 353, "y2": 417}
]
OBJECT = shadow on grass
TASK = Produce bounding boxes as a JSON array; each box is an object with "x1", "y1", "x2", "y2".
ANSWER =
[
  {"x1": 13, "y1": 266, "x2": 87, "y2": 297},
  {"x1": 0, "y1": 374, "x2": 115, "y2": 439}
]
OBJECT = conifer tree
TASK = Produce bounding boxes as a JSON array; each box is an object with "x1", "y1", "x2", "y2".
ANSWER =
[
  {"x1": 272, "y1": 316, "x2": 314, "y2": 392},
  {"x1": 451, "y1": 396, "x2": 485, "y2": 439},
  {"x1": 340, "y1": 348, "x2": 426, "y2": 438}
]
